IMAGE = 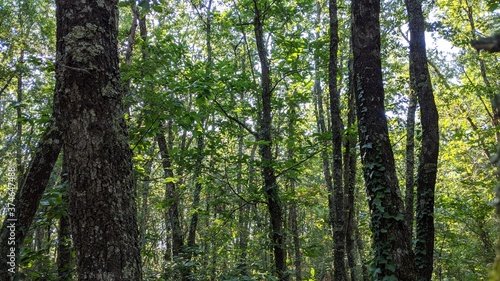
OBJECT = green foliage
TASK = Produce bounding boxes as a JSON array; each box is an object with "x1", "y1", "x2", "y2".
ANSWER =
[{"x1": 1, "y1": 0, "x2": 499, "y2": 279}]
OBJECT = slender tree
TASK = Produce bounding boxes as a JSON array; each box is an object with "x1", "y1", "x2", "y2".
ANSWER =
[
  {"x1": 472, "y1": 28, "x2": 500, "y2": 281},
  {"x1": 16, "y1": 51, "x2": 24, "y2": 183},
  {"x1": 0, "y1": 119, "x2": 62, "y2": 280},
  {"x1": 328, "y1": 0, "x2": 347, "y2": 278},
  {"x1": 187, "y1": 0, "x2": 212, "y2": 262},
  {"x1": 56, "y1": 164, "x2": 73, "y2": 281},
  {"x1": 156, "y1": 123, "x2": 186, "y2": 278},
  {"x1": 351, "y1": 0, "x2": 417, "y2": 279},
  {"x1": 286, "y1": 98, "x2": 302, "y2": 280},
  {"x1": 344, "y1": 58, "x2": 363, "y2": 281},
  {"x1": 54, "y1": 0, "x2": 142, "y2": 279},
  {"x1": 253, "y1": 0, "x2": 287, "y2": 279},
  {"x1": 405, "y1": 0, "x2": 440, "y2": 279},
  {"x1": 404, "y1": 90, "x2": 417, "y2": 239}
]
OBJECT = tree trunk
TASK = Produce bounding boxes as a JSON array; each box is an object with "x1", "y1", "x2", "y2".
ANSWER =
[
  {"x1": 312, "y1": 5, "x2": 338, "y2": 280},
  {"x1": 157, "y1": 124, "x2": 184, "y2": 258},
  {"x1": 156, "y1": 124, "x2": 185, "y2": 275},
  {"x1": 54, "y1": 0, "x2": 142, "y2": 279},
  {"x1": 138, "y1": 156, "x2": 153, "y2": 251},
  {"x1": 289, "y1": 198, "x2": 302, "y2": 281},
  {"x1": 57, "y1": 166, "x2": 73, "y2": 281},
  {"x1": 345, "y1": 59, "x2": 361, "y2": 281},
  {"x1": 351, "y1": 0, "x2": 416, "y2": 279},
  {"x1": 16, "y1": 51, "x2": 24, "y2": 183},
  {"x1": 404, "y1": 91, "x2": 417, "y2": 239},
  {"x1": 328, "y1": 0, "x2": 347, "y2": 279},
  {"x1": 0, "y1": 119, "x2": 62, "y2": 280},
  {"x1": 237, "y1": 131, "x2": 250, "y2": 277},
  {"x1": 286, "y1": 101, "x2": 302, "y2": 281},
  {"x1": 405, "y1": 0, "x2": 439, "y2": 279},
  {"x1": 187, "y1": 0, "x2": 212, "y2": 261},
  {"x1": 253, "y1": 1, "x2": 287, "y2": 279}
]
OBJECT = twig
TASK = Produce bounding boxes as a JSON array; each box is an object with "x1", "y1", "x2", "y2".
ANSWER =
[
  {"x1": 275, "y1": 148, "x2": 321, "y2": 178},
  {"x1": 213, "y1": 98, "x2": 258, "y2": 137},
  {"x1": 0, "y1": 75, "x2": 14, "y2": 97}
]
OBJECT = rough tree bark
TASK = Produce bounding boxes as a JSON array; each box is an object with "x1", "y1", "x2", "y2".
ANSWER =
[
  {"x1": 54, "y1": 0, "x2": 142, "y2": 279},
  {"x1": 405, "y1": 0, "x2": 440, "y2": 279},
  {"x1": 351, "y1": 0, "x2": 417, "y2": 279}
]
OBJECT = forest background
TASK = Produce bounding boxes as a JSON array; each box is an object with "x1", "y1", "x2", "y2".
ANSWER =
[{"x1": 0, "y1": 0, "x2": 499, "y2": 280}]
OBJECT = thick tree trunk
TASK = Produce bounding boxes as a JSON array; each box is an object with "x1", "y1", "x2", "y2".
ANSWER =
[
  {"x1": 405, "y1": 0, "x2": 439, "y2": 279},
  {"x1": 54, "y1": 0, "x2": 142, "y2": 279},
  {"x1": 351, "y1": 0, "x2": 416, "y2": 279},
  {"x1": 253, "y1": 1, "x2": 287, "y2": 279},
  {"x1": 0, "y1": 119, "x2": 62, "y2": 280}
]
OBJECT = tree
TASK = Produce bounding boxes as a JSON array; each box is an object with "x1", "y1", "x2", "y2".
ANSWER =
[
  {"x1": 472, "y1": 25, "x2": 500, "y2": 281},
  {"x1": 328, "y1": 0, "x2": 347, "y2": 279},
  {"x1": 56, "y1": 163, "x2": 73, "y2": 281},
  {"x1": 4, "y1": 0, "x2": 500, "y2": 279},
  {"x1": 0, "y1": 119, "x2": 62, "y2": 280},
  {"x1": 351, "y1": 0, "x2": 417, "y2": 279},
  {"x1": 405, "y1": 0, "x2": 440, "y2": 279},
  {"x1": 253, "y1": 0, "x2": 287, "y2": 279},
  {"x1": 53, "y1": 0, "x2": 142, "y2": 279}
]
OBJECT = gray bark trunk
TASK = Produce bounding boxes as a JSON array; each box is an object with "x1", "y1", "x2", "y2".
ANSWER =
[{"x1": 54, "y1": 0, "x2": 142, "y2": 279}]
